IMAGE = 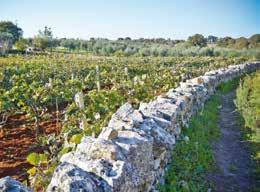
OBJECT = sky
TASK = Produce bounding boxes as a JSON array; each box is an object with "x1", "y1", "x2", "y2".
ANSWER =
[{"x1": 1, "y1": 0, "x2": 259, "y2": 40}]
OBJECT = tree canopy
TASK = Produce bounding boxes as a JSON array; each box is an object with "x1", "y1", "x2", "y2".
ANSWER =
[
  {"x1": 0, "y1": 21, "x2": 23, "y2": 42},
  {"x1": 33, "y1": 26, "x2": 53, "y2": 50},
  {"x1": 188, "y1": 34, "x2": 207, "y2": 47},
  {"x1": 234, "y1": 37, "x2": 249, "y2": 49},
  {"x1": 249, "y1": 34, "x2": 260, "y2": 48},
  {"x1": 14, "y1": 38, "x2": 28, "y2": 51}
]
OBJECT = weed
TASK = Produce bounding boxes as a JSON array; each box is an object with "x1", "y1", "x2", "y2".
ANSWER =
[
  {"x1": 160, "y1": 79, "x2": 241, "y2": 192},
  {"x1": 159, "y1": 94, "x2": 221, "y2": 192},
  {"x1": 235, "y1": 71, "x2": 260, "y2": 190}
]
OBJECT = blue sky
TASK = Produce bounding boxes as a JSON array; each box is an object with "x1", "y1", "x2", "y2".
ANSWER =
[{"x1": 1, "y1": 0, "x2": 259, "y2": 39}]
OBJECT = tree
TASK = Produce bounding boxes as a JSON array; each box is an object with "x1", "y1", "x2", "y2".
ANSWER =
[
  {"x1": 60, "y1": 39, "x2": 77, "y2": 51},
  {"x1": 0, "y1": 32, "x2": 14, "y2": 54},
  {"x1": 234, "y1": 37, "x2": 249, "y2": 49},
  {"x1": 33, "y1": 26, "x2": 53, "y2": 50},
  {"x1": 51, "y1": 38, "x2": 61, "y2": 48},
  {"x1": 39, "y1": 26, "x2": 53, "y2": 38},
  {"x1": 14, "y1": 38, "x2": 28, "y2": 51},
  {"x1": 80, "y1": 41, "x2": 88, "y2": 50},
  {"x1": 207, "y1": 35, "x2": 218, "y2": 44},
  {"x1": 33, "y1": 37, "x2": 49, "y2": 50},
  {"x1": 217, "y1": 36, "x2": 235, "y2": 48},
  {"x1": 139, "y1": 48, "x2": 151, "y2": 56},
  {"x1": 101, "y1": 46, "x2": 114, "y2": 55},
  {"x1": 187, "y1": 34, "x2": 207, "y2": 47},
  {"x1": 249, "y1": 34, "x2": 260, "y2": 48},
  {"x1": 0, "y1": 21, "x2": 23, "y2": 42}
]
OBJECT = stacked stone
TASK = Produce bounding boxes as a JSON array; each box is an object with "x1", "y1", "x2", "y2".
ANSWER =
[
  {"x1": 46, "y1": 62, "x2": 259, "y2": 192},
  {"x1": 1, "y1": 62, "x2": 259, "y2": 192},
  {"x1": 0, "y1": 176, "x2": 32, "y2": 192}
]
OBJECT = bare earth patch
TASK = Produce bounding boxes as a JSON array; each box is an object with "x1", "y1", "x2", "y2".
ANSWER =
[
  {"x1": 207, "y1": 91, "x2": 256, "y2": 191},
  {"x1": 0, "y1": 113, "x2": 61, "y2": 182}
]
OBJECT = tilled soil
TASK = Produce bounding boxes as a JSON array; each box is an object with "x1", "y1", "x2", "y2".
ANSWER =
[
  {"x1": 0, "y1": 113, "x2": 61, "y2": 182},
  {"x1": 208, "y1": 91, "x2": 256, "y2": 192}
]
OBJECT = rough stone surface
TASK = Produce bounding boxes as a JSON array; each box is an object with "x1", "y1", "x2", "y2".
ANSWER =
[
  {"x1": 108, "y1": 103, "x2": 144, "y2": 130},
  {"x1": 47, "y1": 162, "x2": 111, "y2": 192},
  {"x1": 58, "y1": 133, "x2": 155, "y2": 192},
  {"x1": 4, "y1": 62, "x2": 259, "y2": 192},
  {"x1": 99, "y1": 127, "x2": 118, "y2": 140},
  {"x1": 0, "y1": 176, "x2": 32, "y2": 192}
]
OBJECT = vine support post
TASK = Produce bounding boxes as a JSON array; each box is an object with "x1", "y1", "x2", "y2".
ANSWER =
[
  {"x1": 124, "y1": 66, "x2": 129, "y2": 80},
  {"x1": 74, "y1": 92, "x2": 87, "y2": 130},
  {"x1": 96, "y1": 65, "x2": 101, "y2": 91},
  {"x1": 35, "y1": 115, "x2": 40, "y2": 137},
  {"x1": 55, "y1": 97, "x2": 59, "y2": 135}
]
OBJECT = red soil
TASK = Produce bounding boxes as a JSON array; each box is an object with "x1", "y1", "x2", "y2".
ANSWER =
[{"x1": 0, "y1": 113, "x2": 61, "y2": 182}]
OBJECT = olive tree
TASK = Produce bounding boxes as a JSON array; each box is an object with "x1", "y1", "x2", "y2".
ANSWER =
[
  {"x1": 187, "y1": 34, "x2": 207, "y2": 47},
  {"x1": 0, "y1": 21, "x2": 23, "y2": 42},
  {"x1": 33, "y1": 26, "x2": 53, "y2": 50}
]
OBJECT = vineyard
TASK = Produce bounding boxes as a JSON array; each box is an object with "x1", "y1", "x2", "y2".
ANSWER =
[
  {"x1": 1, "y1": 0, "x2": 260, "y2": 190},
  {"x1": 0, "y1": 53, "x2": 257, "y2": 190}
]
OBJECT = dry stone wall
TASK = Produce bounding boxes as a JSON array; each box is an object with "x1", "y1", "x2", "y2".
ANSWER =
[{"x1": 1, "y1": 62, "x2": 259, "y2": 192}]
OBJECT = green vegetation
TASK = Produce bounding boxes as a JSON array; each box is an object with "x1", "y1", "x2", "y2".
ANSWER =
[
  {"x1": 0, "y1": 21, "x2": 260, "y2": 57},
  {"x1": 159, "y1": 94, "x2": 221, "y2": 192},
  {"x1": 0, "y1": 21, "x2": 23, "y2": 42},
  {"x1": 187, "y1": 34, "x2": 207, "y2": 47},
  {"x1": 14, "y1": 38, "x2": 28, "y2": 51},
  {"x1": 0, "y1": 55, "x2": 251, "y2": 139},
  {"x1": 0, "y1": 21, "x2": 23, "y2": 54},
  {"x1": 26, "y1": 152, "x2": 56, "y2": 190},
  {"x1": 0, "y1": 19, "x2": 259, "y2": 191},
  {"x1": 217, "y1": 77, "x2": 240, "y2": 93},
  {"x1": 33, "y1": 26, "x2": 54, "y2": 50},
  {"x1": 235, "y1": 72, "x2": 260, "y2": 190},
  {"x1": 160, "y1": 80, "x2": 238, "y2": 192},
  {"x1": 0, "y1": 54, "x2": 250, "y2": 190}
]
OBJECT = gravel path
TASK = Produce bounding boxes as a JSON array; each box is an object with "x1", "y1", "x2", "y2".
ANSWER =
[{"x1": 208, "y1": 91, "x2": 255, "y2": 192}]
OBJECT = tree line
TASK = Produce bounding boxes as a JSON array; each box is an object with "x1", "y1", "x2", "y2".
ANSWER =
[{"x1": 0, "y1": 21, "x2": 259, "y2": 56}]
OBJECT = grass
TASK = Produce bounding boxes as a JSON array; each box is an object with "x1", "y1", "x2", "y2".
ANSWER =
[
  {"x1": 217, "y1": 77, "x2": 240, "y2": 93},
  {"x1": 235, "y1": 71, "x2": 260, "y2": 191},
  {"x1": 159, "y1": 79, "x2": 239, "y2": 192}
]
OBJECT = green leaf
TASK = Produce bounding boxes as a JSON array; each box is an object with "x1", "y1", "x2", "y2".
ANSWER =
[
  {"x1": 39, "y1": 153, "x2": 48, "y2": 163},
  {"x1": 70, "y1": 133, "x2": 83, "y2": 144},
  {"x1": 27, "y1": 152, "x2": 40, "y2": 166},
  {"x1": 59, "y1": 147, "x2": 72, "y2": 156}
]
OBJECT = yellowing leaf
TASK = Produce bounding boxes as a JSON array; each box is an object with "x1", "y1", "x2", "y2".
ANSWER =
[{"x1": 27, "y1": 167, "x2": 37, "y2": 176}]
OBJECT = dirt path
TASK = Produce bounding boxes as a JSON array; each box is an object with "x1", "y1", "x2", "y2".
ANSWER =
[{"x1": 208, "y1": 91, "x2": 255, "y2": 192}]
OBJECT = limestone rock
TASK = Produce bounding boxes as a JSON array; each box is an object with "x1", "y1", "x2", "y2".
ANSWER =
[
  {"x1": 99, "y1": 127, "x2": 118, "y2": 140},
  {"x1": 0, "y1": 176, "x2": 32, "y2": 192},
  {"x1": 108, "y1": 103, "x2": 143, "y2": 130},
  {"x1": 139, "y1": 97, "x2": 182, "y2": 135},
  {"x1": 60, "y1": 134, "x2": 154, "y2": 192},
  {"x1": 140, "y1": 118, "x2": 175, "y2": 169},
  {"x1": 65, "y1": 137, "x2": 123, "y2": 161},
  {"x1": 47, "y1": 162, "x2": 111, "y2": 192},
  {"x1": 114, "y1": 130, "x2": 155, "y2": 191}
]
